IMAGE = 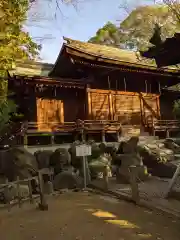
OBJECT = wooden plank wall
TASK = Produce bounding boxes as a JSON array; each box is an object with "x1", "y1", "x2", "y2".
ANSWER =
[
  {"x1": 36, "y1": 98, "x2": 64, "y2": 131},
  {"x1": 87, "y1": 89, "x2": 160, "y2": 125},
  {"x1": 90, "y1": 91, "x2": 110, "y2": 120},
  {"x1": 141, "y1": 93, "x2": 160, "y2": 123}
]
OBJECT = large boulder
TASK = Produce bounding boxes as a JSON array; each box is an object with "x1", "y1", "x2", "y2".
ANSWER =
[
  {"x1": 34, "y1": 150, "x2": 53, "y2": 169},
  {"x1": 122, "y1": 136, "x2": 139, "y2": 154},
  {"x1": 91, "y1": 143, "x2": 101, "y2": 159},
  {"x1": 50, "y1": 148, "x2": 71, "y2": 175},
  {"x1": 0, "y1": 147, "x2": 38, "y2": 181},
  {"x1": 68, "y1": 141, "x2": 82, "y2": 170},
  {"x1": 137, "y1": 144, "x2": 176, "y2": 178},
  {"x1": 89, "y1": 155, "x2": 112, "y2": 179}
]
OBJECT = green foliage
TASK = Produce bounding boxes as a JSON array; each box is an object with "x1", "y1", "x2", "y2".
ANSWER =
[
  {"x1": 0, "y1": 0, "x2": 40, "y2": 71},
  {"x1": 173, "y1": 100, "x2": 180, "y2": 119},
  {"x1": 120, "y1": 5, "x2": 180, "y2": 51},
  {"x1": 0, "y1": 99, "x2": 17, "y2": 133},
  {"x1": 89, "y1": 5, "x2": 180, "y2": 51},
  {"x1": 89, "y1": 22, "x2": 123, "y2": 48},
  {"x1": 0, "y1": 0, "x2": 40, "y2": 131}
]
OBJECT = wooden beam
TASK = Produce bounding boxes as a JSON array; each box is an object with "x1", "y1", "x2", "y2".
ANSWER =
[
  {"x1": 87, "y1": 88, "x2": 92, "y2": 119},
  {"x1": 87, "y1": 88, "x2": 159, "y2": 97},
  {"x1": 109, "y1": 93, "x2": 113, "y2": 120}
]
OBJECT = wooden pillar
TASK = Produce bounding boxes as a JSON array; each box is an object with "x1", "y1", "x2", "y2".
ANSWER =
[
  {"x1": 129, "y1": 166, "x2": 140, "y2": 204},
  {"x1": 103, "y1": 166, "x2": 109, "y2": 190},
  {"x1": 60, "y1": 101, "x2": 64, "y2": 123},
  {"x1": 108, "y1": 92, "x2": 113, "y2": 120},
  {"x1": 86, "y1": 86, "x2": 92, "y2": 120},
  {"x1": 38, "y1": 171, "x2": 48, "y2": 211},
  {"x1": 152, "y1": 117, "x2": 155, "y2": 136},
  {"x1": 145, "y1": 80, "x2": 147, "y2": 93},
  {"x1": 139, "y1": 95, "x2": 144, "y2": 126},
  {"x1": 124, "y1": 77, "x2": 127, "y2": 91},
  {"x1": 156, "y1": 96, "x2": 160, "y2": 118}
]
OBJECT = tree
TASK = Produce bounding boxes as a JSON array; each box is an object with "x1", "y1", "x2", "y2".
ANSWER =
[
  {"x1": 89, "y1": 22, "x2": 123, "y2": 48},
  {"x1": 0, "y1": 0, "x2": 40, "y2": 73},
  {"x1": 89, "y1": 5, "x2": 180, "y2": 51},
  {"x1": 0, "y1": 0, "x2": 40, "y2": 132},
  {"x1": 120, "y1": 5, "x2": 180, "y2": 51},
  {"x1": 163, "y1": 0, "x2": 180, "y2": 23}
]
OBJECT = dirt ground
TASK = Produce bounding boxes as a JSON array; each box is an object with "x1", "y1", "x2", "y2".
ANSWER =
[{"x1": 0, "y1": 192, "x2": 179, "y2": 240}]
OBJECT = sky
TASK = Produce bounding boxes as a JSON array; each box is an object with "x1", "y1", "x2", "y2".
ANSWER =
[{"x1": 26, "y1": 0, "x2": 154, "y2": 64}]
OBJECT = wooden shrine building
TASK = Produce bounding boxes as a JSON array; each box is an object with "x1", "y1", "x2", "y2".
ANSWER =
[{"x1": 8, "y1": 38, "x2": 180, "y2": 144}]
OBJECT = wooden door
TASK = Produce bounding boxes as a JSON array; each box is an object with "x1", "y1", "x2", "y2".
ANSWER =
[{"x1": 36, "y1": 98, "x2": 64, "y2": 131}]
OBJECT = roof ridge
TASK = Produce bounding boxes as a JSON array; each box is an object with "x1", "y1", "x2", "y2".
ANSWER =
[{"x1": 63, "y1": 37, "x2": 139, "y2": 54}]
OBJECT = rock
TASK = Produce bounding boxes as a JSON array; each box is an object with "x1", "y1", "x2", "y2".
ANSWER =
[
  {"x1": 43, "y1": 181, "x2": 53, "y2": 194},
  {"x1": 111, "y1": 154, "x2": 122, "y2": 166},
  {"x1": 0, "y1": 147, "x2": 38, "y2": 181},
  {"x1": 69, "y1": 149, "x2": 82, "y2": 171},
  {"x1": 137, "y1": 144, "x2": 176, "y2": 178},
  {"x1": 91, "y1": 143, "x2": 101, "y2": 159},
  {"x1": 164, "y1": 139, "x2": 180, "y2": 154},
  {"x1": 34, "y1": 150, "x2": 53, "y2": 169},
  {"x1": 117, "y1": 141, "x2": 126, "y2": 154},
  {"x1": 138, "y1": 143, "x2": 174, "y2": 165},
  {"x1": 50, "y1": 148, "x2": 70, "y2": 175},
  {"x1": 99, "y1": 143, "x2": 106, "y2": 154},
  {"x1": 122, "y1": 136, "x2": 139, "y2": 154},
  {"x1": 104, "y1": 145, "x2": 117, "y2": 156},
  {"x1": 89, "y1": 155, "x2": 111, "y2": 179},
  {"x1": 53, "y1": 171, "x2": 82, "y2": 190},
  {"x1": 149, "y1": 162, "x2": 176, "y2": 178}
]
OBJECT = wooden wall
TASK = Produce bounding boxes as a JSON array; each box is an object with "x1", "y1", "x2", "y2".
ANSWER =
[
  {"x1": 87, "y1": 89, "x2": 160, "y2": 125},
  {"x1": 36, "y1": 98, "x2": 64, "y2": 131},
  {"x1": 35, "y1": 87, "x2": 86, "y2": 131}
]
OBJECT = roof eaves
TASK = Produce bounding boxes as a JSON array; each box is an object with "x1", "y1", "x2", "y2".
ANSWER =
[{"x1": 64, "y1": 44, "x2": 180, "y2": 74}]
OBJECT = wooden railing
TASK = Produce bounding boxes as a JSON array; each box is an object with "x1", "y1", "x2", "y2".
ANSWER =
[
  {"x1": 147, "y1": 119, "x2": 180, "y2": 137},
  {"x1": 27, "y1": 120, "x2": 122, "y2": 134},
  {"x1": 23, "y1": 120, "x2": 122, "y2": 144},
  {"x1": 27, "y1": 122, "x2": 76, "y2": 133}
]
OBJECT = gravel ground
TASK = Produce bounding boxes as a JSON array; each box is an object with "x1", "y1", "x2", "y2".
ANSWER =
[{"x1": 0, "y1": 192, "x2": 179, "y2": 240}]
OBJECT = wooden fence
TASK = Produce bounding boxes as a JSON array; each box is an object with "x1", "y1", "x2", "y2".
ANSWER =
[{"x1": 0, "y1": 169, "x2": 53, "y2": 211}]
